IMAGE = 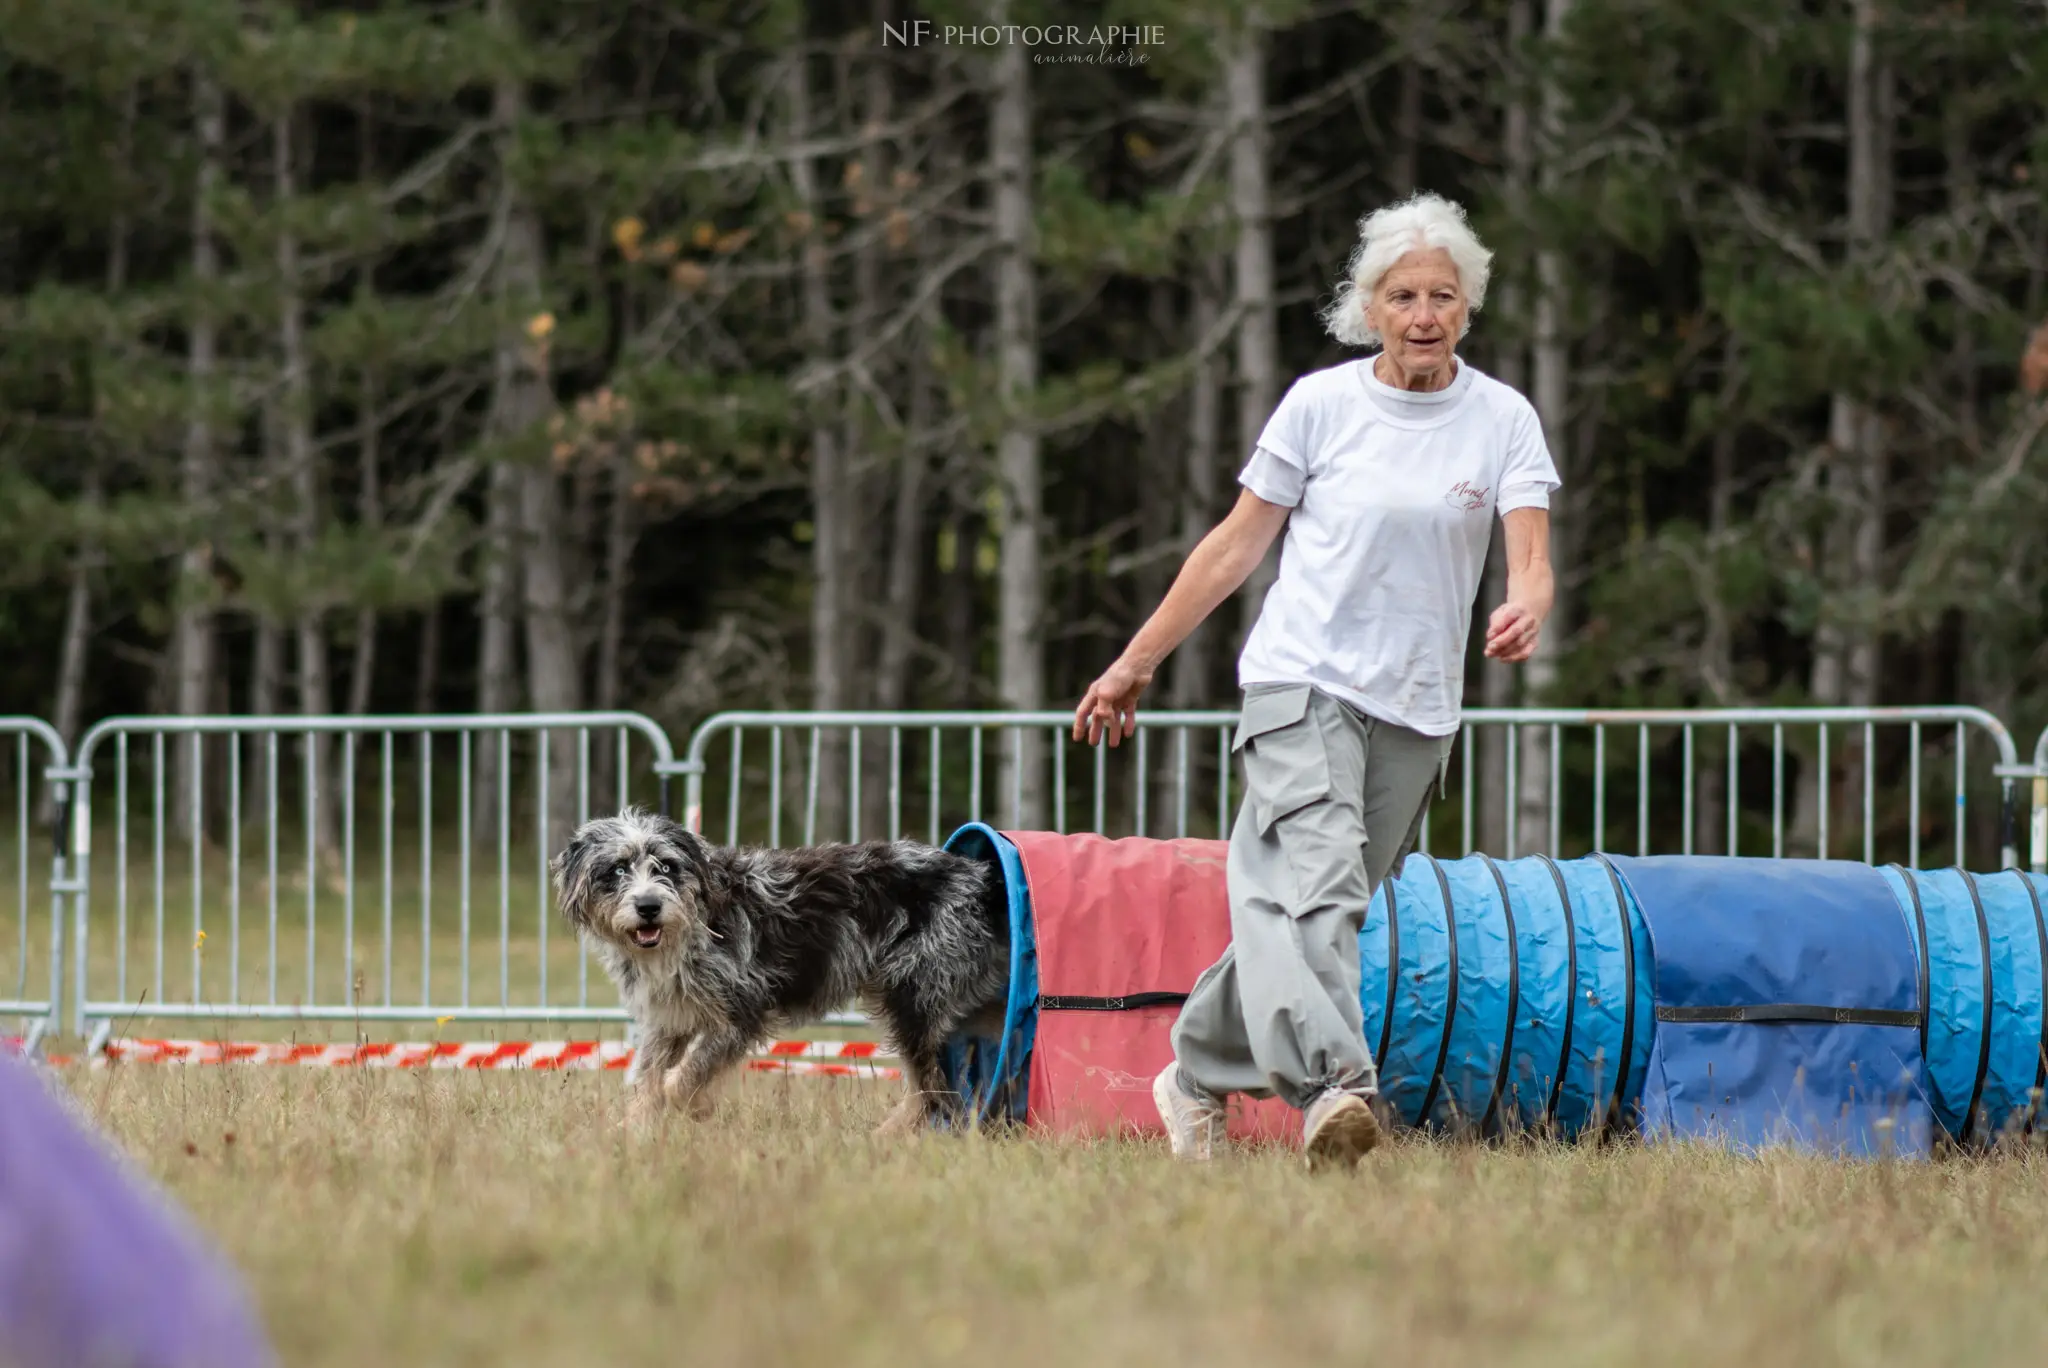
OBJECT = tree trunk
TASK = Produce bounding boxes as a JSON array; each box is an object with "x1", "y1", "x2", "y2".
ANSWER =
[
  {"x1": 1476, "y1": 0, "x2": 1535, "y2": 857},
  {"x1": 990, "y1": 10, "x2": 1046, "y2": 828},
  {"x1": 172, "y1": 73, "x2": 225, "y2": 839},
  {"x1": 594, "y1": 446, "x2": 633, "y2": 717},
  {"x1": 52, "y1": 474, "x2": 98, "y2": 749},
  {"x1": 1169, "y1": 263, "x2": 1227, "y2": 712},
  {"x1": 347, "y1": 372, "x2": 381, "y2": 719},
  {"x1": 943, "y1": 506, "x2": 978, "y2": 708},
  {"x1": 1514, "y1": 0, "x2": 1574, "y2": 856},
  {"x1": 586, "y1": 441, "x2": 634, "y2": 813},
  {"x1": 1692, "y1": 338, "x2": 1741, "y2": 854},
  {"x1": 1391, "y1": 13, "x2": 1426, "y2": 197},
  {"x1": 46, "y1": 86, "x2": 135, "y2": 830},
  {"x1": 852, "y1": 37, "x2": 897, "y2": 840},
  {"x1": 876, "y1": 320, "x2": 932, "y2": 717},
  {"x1": 276, "y1": 112, "x2": 338, "y2": 859},
  {"x1": 489, "y1": 62, "x2": 580, "y2": 850},
  {"x1": 1794, "y1": 0, "x2": 1891, "y2": 853},
  {"x1": 1226, "y1": 22, "x2": 1281, "y2": 653},
  {"x1": 414, "y1": 602, "x2": 441, "y2": 714},
  {"x1": 475, "y1": 461, "x2": 520, "y2": 836},
  {"x1": 348, "y1": 106, "x2": 382, "y2": 724},
  {"x1": 788, "y1": 41, "x2": 851, "y2": 841}
]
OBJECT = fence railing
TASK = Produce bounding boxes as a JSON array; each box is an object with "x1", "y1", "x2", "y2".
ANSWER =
[
  {"x1": 2027, "y1": 725, "x2": 2048, "y2": 873},
  {"x1": 681, "y1": 706, "x2": 2023, "y2": 871},
  {"x1": 0, "y1": 718, "x2": 67, "y2": 1050},
  {"x1": 64, "y1": 713, "x2": 685, "y2": 1048},
  {"x1": 0, "y1": 703, "x2": 2038, "y2": 1051}
]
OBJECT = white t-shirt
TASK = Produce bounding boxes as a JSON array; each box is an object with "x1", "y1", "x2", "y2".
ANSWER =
[{"x1": 1236, "y1": 355, "x2": 1561, "y2": 737}]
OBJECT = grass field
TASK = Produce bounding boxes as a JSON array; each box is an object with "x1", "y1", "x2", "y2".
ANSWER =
[{"x1": 65, "y1": 1064, "x2": 2048, "y2": 1368}]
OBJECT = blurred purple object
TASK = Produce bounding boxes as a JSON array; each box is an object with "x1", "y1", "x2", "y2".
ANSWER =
[{"x1": 0, "y1": 1054, "x2": 275, "y2": 1368}]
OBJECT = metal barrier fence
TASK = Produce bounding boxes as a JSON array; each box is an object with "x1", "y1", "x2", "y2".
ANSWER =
[
  {"x1": 681, "y1": 706, "x2": 2023, "y2": 872},
  {"x1": 0, "y1": 718, "x2": 67, "y2": 1050},
  {"x1": 65, "y1": 713, "x2": 690, "y2": 1048},
  {"x1": 0, "y1": 703, "x2": 2027, "y2": 1048},
  {"x1": 2029, "y1": 725, "x2": 2048, "y2": 874}
]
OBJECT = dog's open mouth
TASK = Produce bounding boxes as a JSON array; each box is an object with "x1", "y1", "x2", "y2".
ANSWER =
[{"x1": 631, "y1": 926, "x2": 663, "y2": 949}]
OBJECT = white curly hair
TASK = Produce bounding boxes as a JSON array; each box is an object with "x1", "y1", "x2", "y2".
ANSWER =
[{"x1": 1318, "y1": 192, "x2": 1494, "y2": 349}]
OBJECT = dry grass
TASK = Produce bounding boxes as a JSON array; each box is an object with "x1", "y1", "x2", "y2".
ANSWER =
[{"x1": 63, "y1": 1064, "x2": 2048, "y2": 1368}]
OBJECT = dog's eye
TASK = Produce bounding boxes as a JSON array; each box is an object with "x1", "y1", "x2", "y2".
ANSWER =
[{"x1": 611, "y1": 863, "x2": 630, "y2": 882}]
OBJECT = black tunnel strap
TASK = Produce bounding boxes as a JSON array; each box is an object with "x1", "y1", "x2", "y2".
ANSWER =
[
  {"x1": 2012, "y1": 869, "x2": 2048, "y2": 1111},
  {"x1": 1474, "y1": 853, "x2": 1520, "y2": 1137},
  {"x1": 1416, "y1": 854, "x2": 1460, "y2": 1129},
  {"x1": 1889, "y1": 864, "x2": 1932, "y2": 1061},
  {"x1": 1590, "y1": 853, "x2": 1639, "y2": 1135},
  {"x1": 1375, "y1": 877, "x2": 1400, "y2": 1073},
  {"x1": 1534, "y1": 854, "x2": 1580, "y2": 1128},
  {"x1": 1038, "y1": 992, "x2": 1188, "y2": 1012},
  {"x1": 1959, "y1": 870, "x2": 1996, "y2": 1144},
  {"x1": 1655, "y1": 1003, "x2": 1922, "y2": 1028}
]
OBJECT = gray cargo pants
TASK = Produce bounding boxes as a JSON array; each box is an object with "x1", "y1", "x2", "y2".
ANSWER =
[{"x1": 1171, "y1": 683, "x2": 1450, "y2": 1111}]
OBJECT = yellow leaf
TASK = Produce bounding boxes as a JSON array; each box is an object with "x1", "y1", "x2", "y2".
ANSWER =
[
  {"x1": 194, "y1": 930, "x2": 207, "y2": 949},
  {"x1": 670, "y1": 260, "x2": 708, "y2": 293},
  {"x1": 1125, "y1": 132, "x2": 1156, "y2": 161},
  {"x1": 691, "y1": 222, "x2": 716, "y2": 248},
  {"x1": 612, "y1": 216, "x2": 645, "y2": 251},
  {"x1": 435, "y1": 1015, "x2": 453, "y2": 1026},
  {"x1": 526, "y1": 311, "x2": 555, "y2": 340},
  {"x1": 712, "y1": 228, "x2": 753, "y2": 255}
]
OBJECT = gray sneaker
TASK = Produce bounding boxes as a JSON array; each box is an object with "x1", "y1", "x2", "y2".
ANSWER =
[
  {"x1": 1302, "y1": 1089, "x2": 1382, "y2": 1171},
  {"x1": 1152, "y1": 1064, "x2": 1226, "y2": 1161}
]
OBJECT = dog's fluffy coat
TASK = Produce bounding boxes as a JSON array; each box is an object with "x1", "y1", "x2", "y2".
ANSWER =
[{"x1": 551, "y1": 808, "x2": 1011, "y2": 1130}]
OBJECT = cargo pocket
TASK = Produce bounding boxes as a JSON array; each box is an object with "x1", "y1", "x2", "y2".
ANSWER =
[
  {"x1": 1386, "y1": 790, "x2": 1431, "y2": 884},
  {"x1": 1233, "y1": 685, "x2": 1330, "y2": 837},
  {"x1": 1385, "y1": 735, "x2": 1454, "y2": 884}
]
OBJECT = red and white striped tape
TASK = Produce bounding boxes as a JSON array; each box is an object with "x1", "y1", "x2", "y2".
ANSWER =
[{"x1": 91, "y1": 1037, "x2": 900, "y2": 1080}]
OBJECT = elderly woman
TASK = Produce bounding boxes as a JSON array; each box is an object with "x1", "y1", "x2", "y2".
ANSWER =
[{"x1": 1072, "y1": 192, "x2": 1559, "y2": 1170}]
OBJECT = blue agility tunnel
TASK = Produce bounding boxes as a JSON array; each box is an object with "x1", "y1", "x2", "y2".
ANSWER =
[
  {"x1": 1881, "y1": 867, "x2": 2048, "y2": 1144},
  {"x1": 939, "y1": 827, "x2": 2048, "y2": 1155}
]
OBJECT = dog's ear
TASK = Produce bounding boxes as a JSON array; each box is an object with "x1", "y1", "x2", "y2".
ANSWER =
[
  {"x1": 648, "y1": 811, "x2": 694, "y2": 846},
  {"x1": 551, "y1": 829, "x2": 597, "y2": 927}
]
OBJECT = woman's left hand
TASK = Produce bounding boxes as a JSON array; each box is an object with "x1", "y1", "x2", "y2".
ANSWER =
[{"x1": 1484, "y1": 601, "x2": 1544, "y2": 663}]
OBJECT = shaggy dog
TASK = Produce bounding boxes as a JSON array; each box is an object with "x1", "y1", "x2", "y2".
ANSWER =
[{"x1": 551, "y1": 808, "x2": 1012, "y2": 1132}]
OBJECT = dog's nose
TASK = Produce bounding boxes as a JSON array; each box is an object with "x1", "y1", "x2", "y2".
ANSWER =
[{"x1": 633, "y1": 897, "x2": 663, "y2": 923}]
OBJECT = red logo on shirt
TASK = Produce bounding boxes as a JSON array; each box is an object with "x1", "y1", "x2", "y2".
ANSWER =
[{"x1": 1444, "y1": 480, "x2": 1490, "y2": 512}]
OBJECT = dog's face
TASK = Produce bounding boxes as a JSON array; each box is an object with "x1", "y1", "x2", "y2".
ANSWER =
[{"x1": 551, "y1": 809, "x2": 714, "y2": 955}]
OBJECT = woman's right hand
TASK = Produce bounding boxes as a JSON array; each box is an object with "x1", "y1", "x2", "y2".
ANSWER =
[{"x1": 1073, "y1": 656, "x2": 1154, "y2": 747}]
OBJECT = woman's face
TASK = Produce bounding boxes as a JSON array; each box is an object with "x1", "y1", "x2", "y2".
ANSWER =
[{"x1": 1365, "y1": 248, "x2": 1467, "y2": 380}]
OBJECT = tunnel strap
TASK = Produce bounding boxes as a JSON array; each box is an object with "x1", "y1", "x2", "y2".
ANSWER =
[
  {"x1": 1654, "y1": 1003, "x2": 1921, "y2": 1027},
  {"x1": 1038, "y1": 992, "x2": 1188, "y2": 1012}
]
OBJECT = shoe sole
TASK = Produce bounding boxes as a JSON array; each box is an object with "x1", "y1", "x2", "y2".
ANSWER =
[
  {"x1": 1152, "y1": 1070, "x2": 1215, "y2": 1162},
  {"x1": 1304, "y1": 1096, "x2": 1382, "y2": 1172}
]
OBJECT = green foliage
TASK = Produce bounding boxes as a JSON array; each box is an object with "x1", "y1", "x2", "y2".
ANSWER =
[{"x1": 0, "y1": 0, "x2": 2045, "y2": 733}]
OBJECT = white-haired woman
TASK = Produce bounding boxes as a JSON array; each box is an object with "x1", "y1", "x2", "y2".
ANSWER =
[{"x1": 1072, "y1": 192, "x2": 1559, "y2": 1170}]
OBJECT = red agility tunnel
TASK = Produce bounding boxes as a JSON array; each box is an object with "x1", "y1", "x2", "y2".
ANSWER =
[
  {"x1": 1010, "y1": 829, "x2": 1301, "y2": 1142},
  {"x1": 939, "y1": 823, "x2": 1298, "y2": 1142}
]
